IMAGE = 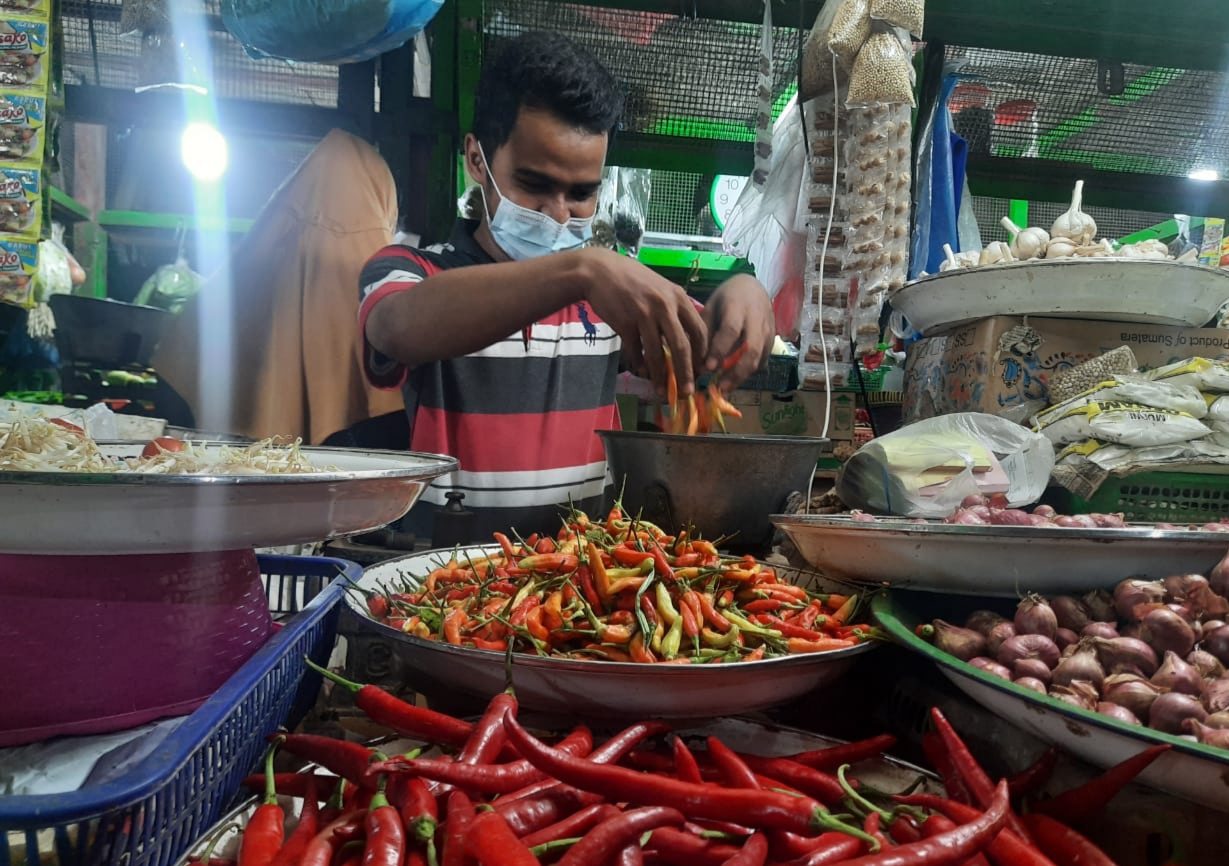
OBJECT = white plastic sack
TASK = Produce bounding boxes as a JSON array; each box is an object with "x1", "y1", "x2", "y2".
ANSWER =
[
  {"x1": 836, "y1": 413, "x2": 1055, "y2": 517},
  {"x1": 722, "y1": 95, "x2": 808, "y2": 300}
]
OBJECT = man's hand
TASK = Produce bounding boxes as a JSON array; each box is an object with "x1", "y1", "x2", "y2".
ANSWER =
[
  {"x1": 701, "y1": 274, "x2": 774, "y2": 391},
  {"x1": 580, "y1": 248, "x2": 708, "y2": 396}
]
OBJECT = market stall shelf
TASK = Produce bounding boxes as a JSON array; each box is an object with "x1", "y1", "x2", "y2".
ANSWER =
[
  {"x1": 773, "y1": 514, "x2": 1229, "y2": 595},
  {"x1": 874, "y1": 591, "x2": 1229, "y2": 811},
  {"x1": 892, "y1": 258, "x2": 1229, "y2": 336},
  {"x1": 343, "y1": 547, "x2": 877, "y2": 718},
  {"x1": 0, "y1": 444, "x2": 456, "y2": 554}
]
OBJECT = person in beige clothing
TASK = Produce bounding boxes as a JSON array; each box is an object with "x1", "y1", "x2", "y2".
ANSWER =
[{"x1": 154, "y1": 129, "x2": 404, "y2": 444}]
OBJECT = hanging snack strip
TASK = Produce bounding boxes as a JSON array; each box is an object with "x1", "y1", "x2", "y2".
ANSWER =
[
  {"x1": 0, "y1": 0, "x2": 49, "y2": 310},
  {"x1": 797, "y1": 0, "x2": 916, "y2": 393}
]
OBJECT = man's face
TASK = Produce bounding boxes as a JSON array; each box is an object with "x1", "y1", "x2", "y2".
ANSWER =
[{"x1": 465, "y1": 107, "x2": 608, "y2": 226}]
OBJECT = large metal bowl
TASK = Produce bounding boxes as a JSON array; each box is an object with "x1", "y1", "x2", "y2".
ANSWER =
[
  {"x1": 597, "y1": 430, "x2": 825, "y2": 549},
  {"x1": 344, "y1": 546, "x2": 876, "y2": 719}
]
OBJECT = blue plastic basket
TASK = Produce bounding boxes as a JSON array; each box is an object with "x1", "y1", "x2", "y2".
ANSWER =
[{"x1": 0, "y1": 555, "x2": 357, "y2": 866}]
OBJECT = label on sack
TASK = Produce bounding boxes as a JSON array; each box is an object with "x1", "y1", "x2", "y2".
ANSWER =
[
  {"x1": 1147, "y1": 357, "x2": 1229, "y2": 393},
  {"x1": 1034, "y1": 375, "x2": 1208, "y2": 424},
  {"x1": 1035, "y1": 399, "x2": 1211, "y2": 448}
]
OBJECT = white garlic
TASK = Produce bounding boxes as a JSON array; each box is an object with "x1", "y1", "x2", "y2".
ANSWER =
[
  {"x1": 940, "y1": 243, "x2": 962, "y2": 272},
  {"x1": 979, "y1": 241, "x2": 1014, "y2": 266},
  {"x1": 1050, "y1": 180, "x2": 1097, "y2": 245},
  {"x1": 1000, "y1": 216, "x2": 1049, "y2": 260},
  {"x1": 1045, "y1": 237, "x2": 1077, "y2": 259}
]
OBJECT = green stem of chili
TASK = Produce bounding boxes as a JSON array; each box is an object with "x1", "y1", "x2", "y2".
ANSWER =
[
  {"x1": 837, "y1": 764, "x2": 893, "y2": 823},
  {"x1": 528, "y1": 837, "x2": 583, "y2": 857}
]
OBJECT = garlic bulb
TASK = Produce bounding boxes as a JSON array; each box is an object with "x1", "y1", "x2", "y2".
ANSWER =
[
  {"x1": 1051, "y1": 180, "x2": 1097, "y2": 245},
  {"x1": 979, "y1": 241, "x2": 1014, "y2": 266},
  {"x1": 1046, "y1": 237, "x2": 1077, "y2": 259},
  {"x1": 1000, "y1": 217, "x2": 1049, "y2": 260},
  {"x1": 1074, "y1": 240, "x2": 1112, "y2": 257},
  {"x1": 940, "y1": 243, "x2": 962, "y2": 272}
]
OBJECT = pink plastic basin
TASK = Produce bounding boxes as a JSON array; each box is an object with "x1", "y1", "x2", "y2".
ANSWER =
[{"x1": 0, "y1": 549, "x2": 272, "y2": 747}]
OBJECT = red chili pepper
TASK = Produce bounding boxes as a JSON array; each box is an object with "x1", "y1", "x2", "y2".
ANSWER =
[
  {"x1": 918, "y1": 815, "x2": 989, "y2": 866},
  {"x1": 743, "y1": 599, "x2": 782, "y2": 614},
  {"x1": 275, "y1": 734, "x2": 377, "y2": 788},
  {"x1": 494, "y1": 784, "x2": 604, "y2": 836},
  {"x1": 502, "y1": 712, "x2": 853, "y2": 837},
  {"x1": 645, "y1": 828, "x2": 740, "y2": 866},
  {"x1": 361, "y1": 780, "x2": 405, "y2": 866},
  {"x1": 716, "y1": 832, "x2": 767, "y2": 866},
  {"x1": 672, "y1": 737, "x2": 703, "y2": 784},
  {"x1": 888, "y1": 815, "x2": 923, "y2": 845},
  {"x1": 786, "y1": 735, "x2": 898, "y2": 772},
  {"x1": 576, "y1": 566, "x2": 604, "y2": 613},
  {"x1": 373, "y1": 727, "x2": 593, "y2": 795},
  {"x1": 697, "y1": 593, "x2": 732, "y2": 633},
  {"x1": 613, "y1": 841, "x2": 645, "y2": 866},
  {"x1": 319, "y1": 779, "x2": 347, "y2": 826},
  {"x1": 303, "y1": 661, "x2": 474, "y2": 750},
  {"x1": 734, "y1": 754, "x2": 845, "y2": 804},
  {"x1": 930, "y1": 708, "x2": 1033, "y2": 842},
  {"x1": 793, "y1": 833, "x2": 866, "y2": 866},
  {"x1": 460, "y1": 689, "x2": 518, "y2": 766},
  {"x1": 493, "y1": 532, "x2": 520, "y2": 560},
  {"x1": 239, "y1": 740, "x2": 286, "y2": 866},
  {"x1": 920, "y1": 733, "x2": 972, "y2": 805},
  {"x1": 650, "y1": 545, "x2": 676, "y2": 580},
  {"x1": 520, "y1": 803, "x2": 611, "y2": 848},
  {"x1": 706, "y1": 737, "x2": 759, "y2": 790},
  {"x1": 299, "y1": 811, "x2": 365, "y2": 866},
  {"x1": 557, "y1": 807, "x2": 685, "y2": 866},
  {"x1": 679, "y1": 596, "x2": 701, "y2": 638},
  {"x1": 335, "y1": 841, "x2": 364, "y2": 866},
  {"x1": 440, "y1": 791, "x2": 474, "y2": 866},
  {"x1": 268, "y1": 775, "x2": 320, "y2": 866},
  {"x1": 863, "y1": 812, "x2": 892, "y2": 850},
  {"x1": 1008, "y1": 746, "x2": 1060, "y2": 800},
  {"x1": 894, "y1": 795, "x2": 1057, "y2": 866},
  {"x1": 835, "y1": 781, "x2": 1010, "y2": 866},
  {"x1": 1021, "y1": 814, "x2": 1119, "y2": 866},
  {"x1": 242, "y1": 774, "x2": 339, "y2": 800},
  {"x1": 1031, "y1": 744, "x2": 1169, "y2": 825},
  {"x1": 465, "y1": 809, "x2": 542, "y2": 866},
  {"x1": 396, "y1": 776, "x2": 438, "y2": 852}
]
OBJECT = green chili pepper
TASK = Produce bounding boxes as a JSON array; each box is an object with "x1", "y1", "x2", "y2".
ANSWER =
[
  {"x1": 722, "y1": 610, "x2": 783, "y2": 640},
  {"x1": 701, "y1": 624, "x2": 740, "y2": 649},
  {"x1": 662, "y1": 615, "x2": 684, "y2": 659},
  {"x1": 656, "y1": 583, "x2": 681, "y2": 626}
]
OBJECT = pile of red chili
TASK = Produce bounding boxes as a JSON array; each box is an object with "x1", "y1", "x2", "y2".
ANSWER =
[
  {"x1": 200, "y1": 673, "x2": 1150, "y2": 866},
  {"x1": 359, "y1": 505, "x2": 875, "y2": 663}
]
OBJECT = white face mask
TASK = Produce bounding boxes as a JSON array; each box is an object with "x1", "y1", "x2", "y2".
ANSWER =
[{"x1": 476, "y1": 143, "x2": 593, "y2": 261}]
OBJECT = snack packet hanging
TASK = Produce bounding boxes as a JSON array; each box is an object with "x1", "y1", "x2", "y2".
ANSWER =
[
  {"x1": 0, "y1": 90, "x2": 43, "y2": 169},
  {"x1": 0, "y1": 164, "x2": 38, "y2": 239},
  {"x1": 0, "y1": 235, "x2": 36, "y2": 307},
  {"x1": 0, "y1": 19, "x2": 47, "y2": 90}
]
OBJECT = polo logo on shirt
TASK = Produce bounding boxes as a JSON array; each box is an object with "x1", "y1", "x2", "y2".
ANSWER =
[{"x1": 576, "y1": 303, "x2": 597, "y2": 346}]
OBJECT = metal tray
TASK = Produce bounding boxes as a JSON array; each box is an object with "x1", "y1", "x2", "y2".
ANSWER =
[
  {"x1": 0, "y1": 444, "x2": 457, "y2": 554},
  {"x1": 873, "y1": 591, "x2": 1229, "y2": 811},
  {"x1": 892, "y1": 258, "x2": 1229, "y2": 335},
  {"x1": 176, "y1": 720, "x2": 939, "y2": 866},
  {"x1": 345, "y1": 547, "x2": 877, "y2": 719},
  {"x1": 771, "y1": 514, "x2": 1229, "y2": 596}
]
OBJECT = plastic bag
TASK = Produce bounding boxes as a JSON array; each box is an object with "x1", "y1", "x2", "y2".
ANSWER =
[
  {"x1": 612, "y1": 167, "x2": 650, "y2": 256},
  {"x1": 119, "y1": 0, "x2": 170, "y2": 35},
  {"x1": 869, "y1": 0, "x2": 924, "y2": 37},
  {"x1": 222, "y1": 0, "x2": 444, "y2": 64},
  {"x1": 133, "y1": 256, "x2": 202, "y2": 314},
  {"x1": 836, "y1": 412, "x2": 1056, "y2": 517},
  {"x1": 800, "y1": 0, "x2": 867, "y2": 100},
  {"x1": 847, "y1": 31, "x2": 915, "y2": 107},
  {"x1": 723, "y1": 95, "x2": 809, "y2": 303}
]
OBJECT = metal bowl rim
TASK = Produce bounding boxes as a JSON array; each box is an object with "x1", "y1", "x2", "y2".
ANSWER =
[{"x1": 770, "y1": 513, "x2": 1229, "y2": 543}]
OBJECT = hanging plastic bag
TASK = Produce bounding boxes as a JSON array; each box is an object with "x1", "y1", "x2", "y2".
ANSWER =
[
  {"x1": 836, "y1": 412, "x2": 1055, "y2": 517},
  {"x1": 222, "y1": 0, "x2": 445, "y2": 64},
  {"x1": 722, "y1": 95, "x2": 808, "y2": 307}
]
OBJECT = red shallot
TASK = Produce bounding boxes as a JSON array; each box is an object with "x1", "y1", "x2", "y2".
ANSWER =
[
  {"x1": 1102, "y1": 674, "x2": 1163, "y2": 720},
  {"x1": 1081, "y1": 622, "x2": 1119, "y2": 640},
  {"x1": 1151, "y1": 651, "x2": 1202, "y2": 696},
  {"x1": 964, "y1": 610, "x2": 1008, "y2": 637},
  {"x1": 1052, "y1": 640, "x2": 1105, "y2": 690},
  {"x1": 1082, "y1": 590, "x2": 1117, "y2": 623},
  {"x1": 1210, "y1": 550, "x2": 1229, "y2": 597},
  {"x1": 1015, "y1": 595, "x2": 1058, "y2": 640},
  {"x1": 1050, "y1": 596, "x2": 1092, "y2": 633},
  {"x1": 1140, "y1": 607, "x2": 1197, "y2": 658},
  {"x1": 1188, "y1": 649, "x2": 1226, "y2": 679},
  {"x1": 1203, "y1": 624, "x2": 1229, "y2": 665},
  {"x1": 986, "y1": 621, "x2": 1017, "y2": 657},
  {"x1": 1055, "y1": 628, "x2": 1080, "y2": 651},
  {"x1": 968, "y1": 657, "x2": 1013, "y2": 680},
  {"x1": 1095, "y1": 703, "x2": 1141, "y2": 725},
  {"x1": 1114, "y1": 579, "x2": 1166, "y2": 622},
  {"x1": 1012, "y1": 659, "x2": 1052, "y2": 685},
  {"x1": 1149, "y1": 692, "x2": 1208, "y2": 735},
  {"x1": 1014, "y1": 677, "x2": 1048, "y2": 695},
  {"x1": 998, "y1": 634, "x2": 1060, "y2": 670},
  {"x1": 1050, "y1": 681, "x2": 1099, "y2": 711},
  {"x1": 1187, "y1": 719, "x2": 1229, "y2": 749},
  {"x1": 1092, "y1": 636, "x2": 1159, "y2": 677},
  {"x1": 1202, "y1": 677, "x2": 1229, "y2": 714}
]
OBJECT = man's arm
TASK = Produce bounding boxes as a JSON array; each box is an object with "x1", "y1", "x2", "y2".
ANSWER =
[{"x1": 364, "y1": 246, "x2": 712, "y2": 395}]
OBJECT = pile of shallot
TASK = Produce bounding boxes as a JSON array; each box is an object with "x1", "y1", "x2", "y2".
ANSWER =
[
  {"x1": 921, "y1": 552, "x2": 1229, "y2": 751},
  {"x1": 850, "y1": 493, "x2": 1229, "y2": 531}
]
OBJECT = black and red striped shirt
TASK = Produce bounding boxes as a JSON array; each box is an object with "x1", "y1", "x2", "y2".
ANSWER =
[{"x1": 358, "y1": 220, "x2": 620, "y2": 538}]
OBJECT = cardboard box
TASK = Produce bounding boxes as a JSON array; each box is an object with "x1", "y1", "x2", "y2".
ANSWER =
[
  {"x1": 724, "y1": 388, "x2": 856, "y2": 445},
  {"x1": 903, "y1": 316, "x2": 1229, "y2": 424}
]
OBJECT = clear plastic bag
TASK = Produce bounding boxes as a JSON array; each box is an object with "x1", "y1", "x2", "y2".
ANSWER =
[
  {"x1": 611, "y1": 167, "x2": 650, "y2": 255},
  {"x1": 869, "y1": 0, "x2": 924, "y2": 38},
  {"x1": 120, "y1": 0, "x2": 170, "y2": 35},
  {"x1": 836, "y1": 412, "x2": 1057, "y2": 517},
  {"x1": 847, "y1": 31, "x2": 916, "y2": 107},
  {"x1": 800, "y1": 0, "x2": 868, "y2": 99}
]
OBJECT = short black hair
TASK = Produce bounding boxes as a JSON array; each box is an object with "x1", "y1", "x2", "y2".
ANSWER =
[{"x1": 473, "y1": 31, "x2": 624, "y2": 154}]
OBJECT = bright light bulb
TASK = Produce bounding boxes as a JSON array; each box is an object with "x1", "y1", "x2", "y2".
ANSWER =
[
  {"x1": 1189, "y1": 169, "x2": 1220, "y2": 182},
  {"x1": 181, "y1": 122, "x2": 228, "y2": 181}
]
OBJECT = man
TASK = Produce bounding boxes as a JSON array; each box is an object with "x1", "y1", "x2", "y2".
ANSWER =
[{"x1": 359, "y1": 30, "x2": 774, "y2": 538}]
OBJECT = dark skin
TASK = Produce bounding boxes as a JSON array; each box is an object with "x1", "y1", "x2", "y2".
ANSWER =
[{"x1": 365, "y1": 107, "x2": 774, "y2": 395}]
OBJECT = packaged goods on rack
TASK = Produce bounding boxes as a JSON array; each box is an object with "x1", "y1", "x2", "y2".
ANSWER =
[
  {"x1": 0, "y1": 19, "x2": 46, "y2": 90},
  {"x1": 0, "y1": 235, "x2": 36, "y2": 306},
  {"x1": 0, "y1": 0, "x2": 49, "y2": 21},
  {"x1": 0, "y1": 163, "x2": 37, "y2": 239},
  {"x1": 0, "y1": 90, "x2": 41, "y2": 168}
]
